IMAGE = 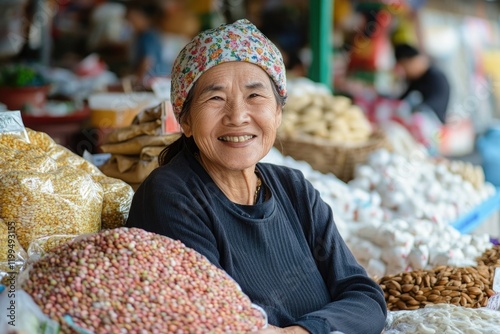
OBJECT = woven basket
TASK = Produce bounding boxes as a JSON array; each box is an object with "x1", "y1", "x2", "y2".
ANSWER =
[{"x1": 274, "y1": 129, "x2": 391, "y2": 183}]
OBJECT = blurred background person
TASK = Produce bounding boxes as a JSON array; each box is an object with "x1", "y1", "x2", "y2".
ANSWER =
[
  {"x1": 124, "y1": 0, "x2": 166, "y2": 88},
  {"x1": 394, "y1": 43, "x2": 451, "y2": 124}
]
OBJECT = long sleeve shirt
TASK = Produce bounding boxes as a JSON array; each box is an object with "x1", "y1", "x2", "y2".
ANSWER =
[
  {"x1": 126, "y1": 146, "x2": 387, "y2": 334},
  {"x1": 400, "y1": 65, "x2": 451, "y2": 124}
]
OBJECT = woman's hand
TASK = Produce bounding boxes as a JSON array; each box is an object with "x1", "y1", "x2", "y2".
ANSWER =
[{"x1": 251, "y1": 325, "x2": 310, "y2": 334}]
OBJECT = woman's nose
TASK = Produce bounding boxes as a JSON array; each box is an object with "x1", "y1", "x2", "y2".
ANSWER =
[{"x1": 222, "y1": 100, "x2": 250, "y2": 125}]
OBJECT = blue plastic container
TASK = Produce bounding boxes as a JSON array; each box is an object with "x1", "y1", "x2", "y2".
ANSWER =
[{"x1": 477, "y1": 126, "x2": 500, "y2": 187}]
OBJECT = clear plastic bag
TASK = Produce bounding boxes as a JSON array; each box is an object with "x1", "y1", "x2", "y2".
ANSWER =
[
  {"x1": 385, "y1": 304, "x2": 500, "y2": 333},
  {"x1": 0, "y1": 287, "x2": 60, "y2": 334},
  {"x1": 0, "y1": 166, "x2": 103, "y2": 250},
  {"x1": 91, "y1": 175, "x2": 134, "y2": 229},
  {"x1": 0, "y1": 144, "x2": 57, "y2": 173},
  {"x1": 27, "y1": 234, "x2": 78, "y2": 263},
  {"x1": 0, "y1": 219, "x2": 28, "y2": 287},
  {"x1": 487, "y1": 267, "x2": 500, "y2": 311},
  {"x1": 0, "y1": 111, "x2": 30, "y2": 143}
]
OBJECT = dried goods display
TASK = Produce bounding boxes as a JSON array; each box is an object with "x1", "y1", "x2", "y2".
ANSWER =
[
  {"x1": 0, "y1": 218, "x2": 27, "y2": 285},
  {"x1": 262, "y1": 147, "x2": 496, "y2": 277},
  {"x1": 378, "y1": 265, "x2": 494, "y2": 311},
  {"x1": 99, "y1": 104, "x2": 181, "y2": 189},
  {"x1": 0, "y1": 128, "x2": 134, "y2": 236},
  {"x1": 281, "y1": 93, "x2": 372, "y2": 143},
  {"x1": 384, "y1": 303, "x2": 500, "y2": 333},
  {"x1": 22, "y1": 228, "x2": 267, "y2": 334},
  {"x1": 0, "y1": 166, "x2": 103, "y2": 250}
]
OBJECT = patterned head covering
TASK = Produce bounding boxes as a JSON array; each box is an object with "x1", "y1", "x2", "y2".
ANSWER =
[{"x1": 170, "y1": 19, "x2": 287, "y2": 122}]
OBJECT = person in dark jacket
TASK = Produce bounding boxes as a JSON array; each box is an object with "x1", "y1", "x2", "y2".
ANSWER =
[
  {"x1": 126, "y1": 19, "x2": 387, "y2": 334},
  {"x1": 395, "y1": 43, "x2": 451, "y2": 124}
]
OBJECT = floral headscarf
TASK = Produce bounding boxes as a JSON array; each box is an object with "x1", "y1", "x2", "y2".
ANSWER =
[{"x1": 170, "y1": 19, "x2": 287, "y2": 122}]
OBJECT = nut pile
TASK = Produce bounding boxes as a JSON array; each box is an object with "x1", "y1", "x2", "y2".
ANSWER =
[
  {"x1": 477, "y1": 245, "x2": 500, "y2": 267},
  {"x1": 22, "y1": 228, "x2": 267, "y2": 334},
  {"x1": 378, "y1": 265, "x2": 494, "y2": 311}
]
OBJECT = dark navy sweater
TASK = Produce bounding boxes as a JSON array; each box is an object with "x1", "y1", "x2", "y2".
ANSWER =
[{"x1": 126, "y1": 147, "x2": 387, "y2": 334}]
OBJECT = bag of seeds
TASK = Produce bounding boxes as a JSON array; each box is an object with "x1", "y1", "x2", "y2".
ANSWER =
[
  {"x1": 7, "y1": 128, "x2": 135, "y2": 232},
  {"x1": 91, "y1": 175, "x2": 134, "y2": 229},
  {"x1": 0, "y1": 111, "x2": 29, "y2": 143},
  {"x1": 0, "y1": 166, "x2": 103, "y2": 250},
  {"x1": 22, "y1": 227, "x2": 268, "y2": 333},
  {"x1": 0, "y1": 144, "x2": 57, "y2": 173},
  {"x1": 0, "y1": 219, "x2": 27, "y2": 286}
]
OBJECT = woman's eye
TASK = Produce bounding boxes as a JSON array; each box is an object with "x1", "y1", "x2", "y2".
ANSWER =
[
  {"x1": 209, "y1": 96, "x2": 223, "y2": 101},
  {"x1": 249, "y1": 93, "x2": 260, "y2": 98}
]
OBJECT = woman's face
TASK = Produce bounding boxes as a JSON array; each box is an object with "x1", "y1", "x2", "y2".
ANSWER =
[{"x1": 182, "y1": 62, "x2": 282, "y2": 172}]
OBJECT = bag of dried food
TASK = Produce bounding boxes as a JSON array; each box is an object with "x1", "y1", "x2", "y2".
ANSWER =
[{"x1": 0, "y1": 166, "x2": 103, "y2": 250}]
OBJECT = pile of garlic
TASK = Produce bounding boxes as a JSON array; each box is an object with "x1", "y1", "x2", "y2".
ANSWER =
[
  {"x1": 262, "y1": 147, "x2": 496, "y2": 278},
  {"x1": 279, "y1": 78, "x2": 372, "y2": 143}
]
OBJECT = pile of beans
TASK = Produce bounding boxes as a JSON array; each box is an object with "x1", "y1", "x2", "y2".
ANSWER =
[
  {"x1": 378, "y1": 265, "x2": 494, "y2": 311},
  {"x1": 22, "y1": 228, "x2": 267, "y2": 333}
]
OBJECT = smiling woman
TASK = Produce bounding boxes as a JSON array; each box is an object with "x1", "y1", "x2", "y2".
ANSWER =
[{"x1": 126, "y1": 19, "x2": 387, "y2": 334}]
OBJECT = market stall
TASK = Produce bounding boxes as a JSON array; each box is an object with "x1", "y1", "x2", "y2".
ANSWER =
[{"x1": 1, "y1": 0, "x2": 500, "y2": 332}]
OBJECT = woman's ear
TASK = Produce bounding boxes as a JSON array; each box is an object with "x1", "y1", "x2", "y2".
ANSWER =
[
  {"x1": 181, "y1": 117, "x2": 193, "y2": 137},
  {"x1": 275, "y1": 106, "x2": 282, "y2": 128}
]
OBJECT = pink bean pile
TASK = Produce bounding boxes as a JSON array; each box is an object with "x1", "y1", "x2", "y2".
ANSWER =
[{"x1": 22, "y1": 227, "x2": 266, "y2": 333}]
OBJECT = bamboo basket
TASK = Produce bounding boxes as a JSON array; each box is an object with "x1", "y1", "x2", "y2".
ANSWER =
[{"x1": 274, "y1": 129, "x2": 391, "y2": 183}]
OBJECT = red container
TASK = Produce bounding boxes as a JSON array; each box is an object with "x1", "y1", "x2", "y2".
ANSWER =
[{"x1": 0, "y1": 85, "x2": 50, "y2": 111}]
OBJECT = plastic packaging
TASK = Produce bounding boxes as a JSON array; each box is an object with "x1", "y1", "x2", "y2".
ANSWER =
[
  {"x1": 384, "y1": 304, "x2": 500, "y2": 333},
  {"x1": 0, "y1": 219, "x2": 28, "y2": 287},
  {"x1": 91, "y1": 175, "x2": 134, "y2": 229},
  {"x1": 0, "y1": 111, "x2": 29, "y2": 142},
  {"x1": 0, "y1": 166, "x2": 103, "y2": 250},
  {"x1": 487, "y1": 267, "x2": 500, "y2": 311},
  {"x1": 0, "y1": 287, "x2": 60, "y2": 334},
  {"x1": 27, "y1": 234, "x2": 78, "y2": 263}
]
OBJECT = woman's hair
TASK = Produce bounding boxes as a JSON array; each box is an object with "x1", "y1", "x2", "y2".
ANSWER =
[{"x1": 158, "y1": 76, "x2": 285, "y2": 166}]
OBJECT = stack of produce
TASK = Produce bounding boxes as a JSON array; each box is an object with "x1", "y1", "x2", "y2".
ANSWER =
[
  {"x1": 261, "y1": 147, "x2": 496, "y2": 278},
  {"x1": 381, "y1": 246, "x2": 500, "y2": 330},
  {"x1": 99, "y1": 104, "x2": 180, "y2": 190},
  {"x1": 280, "y1": 79, "x2": 372, "y2": 143},
  {"x1": 378, "y1": 265, "x2": 493, "y2": 311},
  {"x1": 22, "y1": 227, "x2": 267, "y2": 333},
  {"x1": 276, "y1": 78, "x2": 389, "y2": 182},
  {"x1": 0, "y1": 127, "x2": 134, "y2": 282},
  {"x1": 434, "y1": 158, "x2": 486, "y2": 190}
]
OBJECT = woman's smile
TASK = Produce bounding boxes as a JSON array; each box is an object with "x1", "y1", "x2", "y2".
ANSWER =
[{"x1": 218, "y1": 134, "x2": 256, "y2": 143}]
